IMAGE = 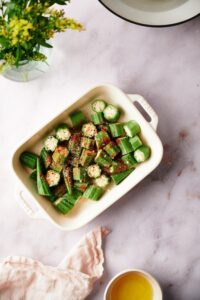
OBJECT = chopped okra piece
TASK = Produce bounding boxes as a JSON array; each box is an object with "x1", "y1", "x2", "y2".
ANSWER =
[
  {"x1": 87, "y1": 164, "x2": 101, "y2": 178},
  {"x1": 92, "y1": 99, "x2": 107, "y2": 112},
  {"x1": 98, "y1": 124, "x2": 110, "y2": 133},
  {"x1": 95, "y1": 131, "x2": 111, "y2": 149},
  {"x1": 69, "y1": 110, "x2": 87, "y2": 128},
  {"x1": 95, "y1": 150, "x2": 112, "y2": 168},
  {"x1": 69, "y1": 155, "x2": 80, "y2": 167},
  {"x1": 81, "y1": 137, "x2": 95, "y2": 149},
  {"x1": 73, "y1": 167, "x2": 87, "y2": 182},
  {"x1": 80, "y1": 149, "x2": 96, "y2": 166},
  {"x1": 121, "y1": 154, "x2": 138, "y2": 169},
  {"x1": 124, "y1": 120, "x2": 141, "y2": 137},
  {"x1": 116, "y1": 137, "x2": 133, "y2": 155},
  {"x1": 91, "y1": 112, "x2": 104, "y2": 125},
  {"x1": 51, "y1": 146, "x2": 69, "y2": 172},
  {"x1": 103, "y1": 104, "x2": 120, "y2": 123},
  {"x1": 109, "y1": 123, "x2": 125, "y2": 137},
  {"x1": 104, "y1": 141, "x2": 121, "y2": 159},
  {"x1": 46, "y1": 170, "x2": 60, "y2": 187},
  {"x1": 44, "y1": 136, "x2": 58, "y2": 152},
  {"x1": 134, "y1": 145, "x2": 151, "y2": 163},
  {"x1": 36, "y1": 158, "x2": 52, "y2": 196},
  {"x1": 129, "y1": 135, "x2": 143, "y2": 151},
  {"x1": 83, "y1": 185, "x2": 104, "y2": 201},
  {"x1": 74, "y1": 182, "x2": 88, "y2": 192},
  {"x1": 20, "y1": 151, "x2": 38, "y2": 169},
  {"x1": 40, "y1": 148, "x2": 52, "y2": 169},
  {"x1": 63, "y1": 166, "x2": 73, "y2": 195},
  {"x1": 82, "y1": 122, "x2": 97, "y2": 138},
  {"x1": 109, "y1": 160, "x2": 128, "y2": 174},
  {"x1": 68, "y1": 133, "x2": 82, "y2": 156},
  {"x1": 55, "y1": 123, "x2": 71, "y2": 141},
  {"x1": 54, "y1": 190, "x2": 82, "y2": 214},
  {"x1": 111, "y1": 169, "x2": 133, "y2": 185},
  {"x1": 94, "y1": 174, "x2": 110, "y2": 188}
]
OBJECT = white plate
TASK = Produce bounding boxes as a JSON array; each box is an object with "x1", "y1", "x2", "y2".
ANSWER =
[
  {"x1": 12, "y1": 84, "x2": 163, "y2": 231},
  {"x1": 99, "y1": 0, "x2": 200, "y2": 27}
]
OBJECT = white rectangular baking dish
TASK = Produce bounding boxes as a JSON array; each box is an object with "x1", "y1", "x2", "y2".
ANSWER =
[{"x1": 12, "y1": 84, "x2": 163, "y2": 231}]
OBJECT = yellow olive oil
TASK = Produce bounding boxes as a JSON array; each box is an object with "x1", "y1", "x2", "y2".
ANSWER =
[{"x1": 108, "y1": 272, "x2": 153, "y2": 300}]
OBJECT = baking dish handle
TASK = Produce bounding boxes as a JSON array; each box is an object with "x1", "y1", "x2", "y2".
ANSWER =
[
  {"x1": 127, "y1": 94, "x2": 158, "y2": 131},
  {"x1": 17, "y1": 189, "x2": 45, "y2": 219}
]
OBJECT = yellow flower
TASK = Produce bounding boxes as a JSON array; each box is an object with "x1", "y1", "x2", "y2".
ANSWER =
[{"x1": 8, "y1": 17, "x2": 34, "y2": 45}]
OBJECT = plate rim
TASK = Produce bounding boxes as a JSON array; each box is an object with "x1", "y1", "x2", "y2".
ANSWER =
[{"x1": 99, "y1": 0, "x2": 200, "y2": 27}]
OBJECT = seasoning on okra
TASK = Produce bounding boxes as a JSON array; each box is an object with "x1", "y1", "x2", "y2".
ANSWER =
[{"x1": 20, "y1": 98, "x2": 151, "y2": 214}]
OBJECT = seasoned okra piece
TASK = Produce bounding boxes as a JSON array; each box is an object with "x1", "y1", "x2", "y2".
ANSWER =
[
  {"x1": 103, "y1": 104, "x2": 120, "y2": 123},
  {"x1": 36, "y1": 158, "x2": 51, "y2": 196},
  {"x1": 40, "y1": 148, "x2": 52, "y2": 169},
  {"x1": 109, "y1": 160, "x2": 128, "y2": 174},
  {"x1": 54, "y1": 190, "x2": 82, "y2": 214},
  {"x1": 82, "y1": 122, "x2": 97, "y2": 138},
  {"x1": 80, "y1": 149, "x2": 96, "y2": 167},
  {"x1": 104, "y1": 141, "x2": 120, "y2": 159},
  {"x1": 46, "y1": 170, "x2": 60, "y2": 187},
  {"x1": 52, "y1": 183, "x2": 66, "y2": 198},
  {"x1": 69, "y1": 111, "x2": 87, "y2": 128},
  {"x1": 124, "y1": 120, "x2": 141, "y2": 137},
  {"x1": 111, "y1": 169, "x2": 133, "y2": 185},
  {"x1": 44, "y1": 136, "x2": 58, "y2": 152},
  {"x1": 63, "y1": 166, "x2": 73, "y2": 195},
  {"x1": 69, "y1": 155, "x2": 80, "y2": 167},
  {"x1": 94, "y1": 174, "x2": 110, "y2": 188},
  {"x1": 73, "y1": 167, "x2": 87, "y2": 182},
  {"x1": 20, "y1": 151, "x2": 38, "y2": 169},
  {"x1": 121, "y1": 154, "x2": 138, "y2": 169},
  {"x1": 129, "y1": 135, "x2": 143, "y2": 150},
  {"x1": 134, "y1": 145, "x2": 151, "y2": 162},
  {"x1": 81, "y1": 137, "x2": 95, "y2": 149},
  {"x1": 92, "y1": 99, "x2": 107, "y2": 112},
  {"x1": 109, "y1": 123, "x2": 125, "y2": 137},
  {"x1": 51, "y1": 146, "x2": 69, "y2": 173},
  {"x1": 83, "y1": 185, "x2": 104, "y2": 201},
  {"x1": 68, "y1": 133, "x2": 82, "y2": 156},
  {"x1": 87, "y1": 164, "x2": 101, "y2": 178},
  {"x1": 74, "y1": 182, "x2": 88, "y2": 192},
  {"x1": 95, "y1": 131, "x2": 111, "y2": 149},
  {"x1": 95, "y1": 150, "x2": 112, "y2": 168},
  {"x1": 98, "y1": 124, "x2": 110, "y2": 133},
  {"x1": 55, "y1": 123, "x2": 71, "y2": 141},
  {"x1": 116, "y1": 137, "x2": 133, "y2": 155},
  {"x1": 91, "y1": 112, "x2": 104, "y2": 125}
]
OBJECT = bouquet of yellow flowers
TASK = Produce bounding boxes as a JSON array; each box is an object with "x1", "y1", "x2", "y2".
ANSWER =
[{"x1": 0, "y1": 0, "x2": 83, "y2": 71}]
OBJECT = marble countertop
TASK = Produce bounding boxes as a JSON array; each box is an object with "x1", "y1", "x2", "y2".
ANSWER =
[{"x1": 1, "y1": 1, "x2": 200, "y2": 299}]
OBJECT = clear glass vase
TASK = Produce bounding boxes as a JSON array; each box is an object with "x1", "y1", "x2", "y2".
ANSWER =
[{"x1": 2, "y1": 46, "x2": 52, "y2": 82}]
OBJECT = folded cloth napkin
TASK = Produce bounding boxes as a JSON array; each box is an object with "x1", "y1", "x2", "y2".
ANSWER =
[{"x1": 0, "y1": 227, "x2": 108, "y2": 300}]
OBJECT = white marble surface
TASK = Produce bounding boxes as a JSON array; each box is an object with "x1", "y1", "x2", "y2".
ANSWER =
[{"x1": 1, "y1": 1, "x2": 200, "y2": 299}]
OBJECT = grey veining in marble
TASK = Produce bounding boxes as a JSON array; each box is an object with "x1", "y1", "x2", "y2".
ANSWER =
[{"x1": 1, "y1": 1, "x2": 200, "y2": 299}]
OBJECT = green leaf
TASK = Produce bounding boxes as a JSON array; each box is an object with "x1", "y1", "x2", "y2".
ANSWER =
[
  {"x1": 0, "y1": 36, "x2": 9, "y2": 48},
  {"x1": 38, "y1": 40, "x2": 53, "y2": 48}
]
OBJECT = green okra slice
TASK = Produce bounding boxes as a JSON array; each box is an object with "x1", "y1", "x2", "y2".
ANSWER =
[
  {"x1": 82, "y1": 122, "x2": 97, "y2": 138},
  {"x1": 116, "y1": 137, "x2": 133, "y2": 155},
  {"x1": 95, "y1": 131, "x2": 111, "y2": 149},
  {"x1": 81, "y1": 137, "x2": 95, "y2": 150},
  {"x1": 108, "y1": 160, "x2": 128, "y2": 174},
  {"x1": 55, "y1": 123, "x2": 71, "y2": 141},
  {"x1": 54, "y1": 190, "x2": 82, "y2": 214},
  {"x1": 87, "y1": 164, "x2": 101, "y2": 178},
  {"x1": 91, "y1": 112, "x2": 104, "y2": 125},
  {"x1": 63, "y1": 166, "x2": 73, "y2": 195},
  {"x1": 51, "y1": 146, "x2": 69, "y2": 173},
  {"x1": 134, "y1": 145, "x2": 151, "y2": 163},
  {"x1": 92, "y1": 99, "x2": 107, "y2": 112},
  {"x1": 94, "y1": 174, "x2": 110, "y2": 188},
  {"x1": 74, "y1": 182, "x2": 88, "y2": 192},
  {"x1": 97, "y1": 124, "x2": 111, "y2": 133},
  {"x1": 36, "y1": 158, "x2": 52, "y2": 196},
  {"x1": 83, "y1": 185, "x2": 104, "y2": 201},
  {"x1": 20, "y1": 151, "x2": 38, "y2": 169},
  {"x1": 79, "y1": 149, "x2": 96, "y2": 167},
  {"x1": 68, "y1": 133, "x2": 82, "y2": 156},
  {"x1": 73, "y1": 167, "x2": 88, "y2": 182},
  {"x1": 40, "y1": 148, "x2": 52, "y2": 169},
  {"x1": 104, "y1": 141, "x2": 121, "y2": 159},
  {"x1": 111, "y1": 169, "x2": 133, "y2": 185},
  {"x1": 44, "y1": 136, "x2": 58, "y2": 152},
  {"x1": 103, "y1": 104, "x2": 120, "y2": 123},
  {"x1": 69, "y1": 111, "x2": 87, "y2": 128},
  {"x1": 124, "y1": 120, "x2": 141, "y2": 137},
  {"x1": 121, "y1": 153, "x2": 138, "y2": 169},
  {"x1": 95, "y1": 150, "x2": 112, "y2": 168},
  {"x1": 45, "y1": 170, "x2": 60, "y2": 187},
  {"x1": 109, "y1": 123, "x2": 125, "y2": 137},
  {"x1": 129, "y1": 135, "x2": 143, "y2": 151}
]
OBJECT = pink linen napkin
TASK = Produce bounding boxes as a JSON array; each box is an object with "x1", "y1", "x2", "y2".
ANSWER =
[{"x1": 0, "y1": 227, "x2": 108, "y2": 300}]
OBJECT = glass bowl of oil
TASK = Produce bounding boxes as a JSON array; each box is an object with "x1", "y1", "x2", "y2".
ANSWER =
[{"x1": 104, "y1": 269, "x2": 162, "y2": 300}]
